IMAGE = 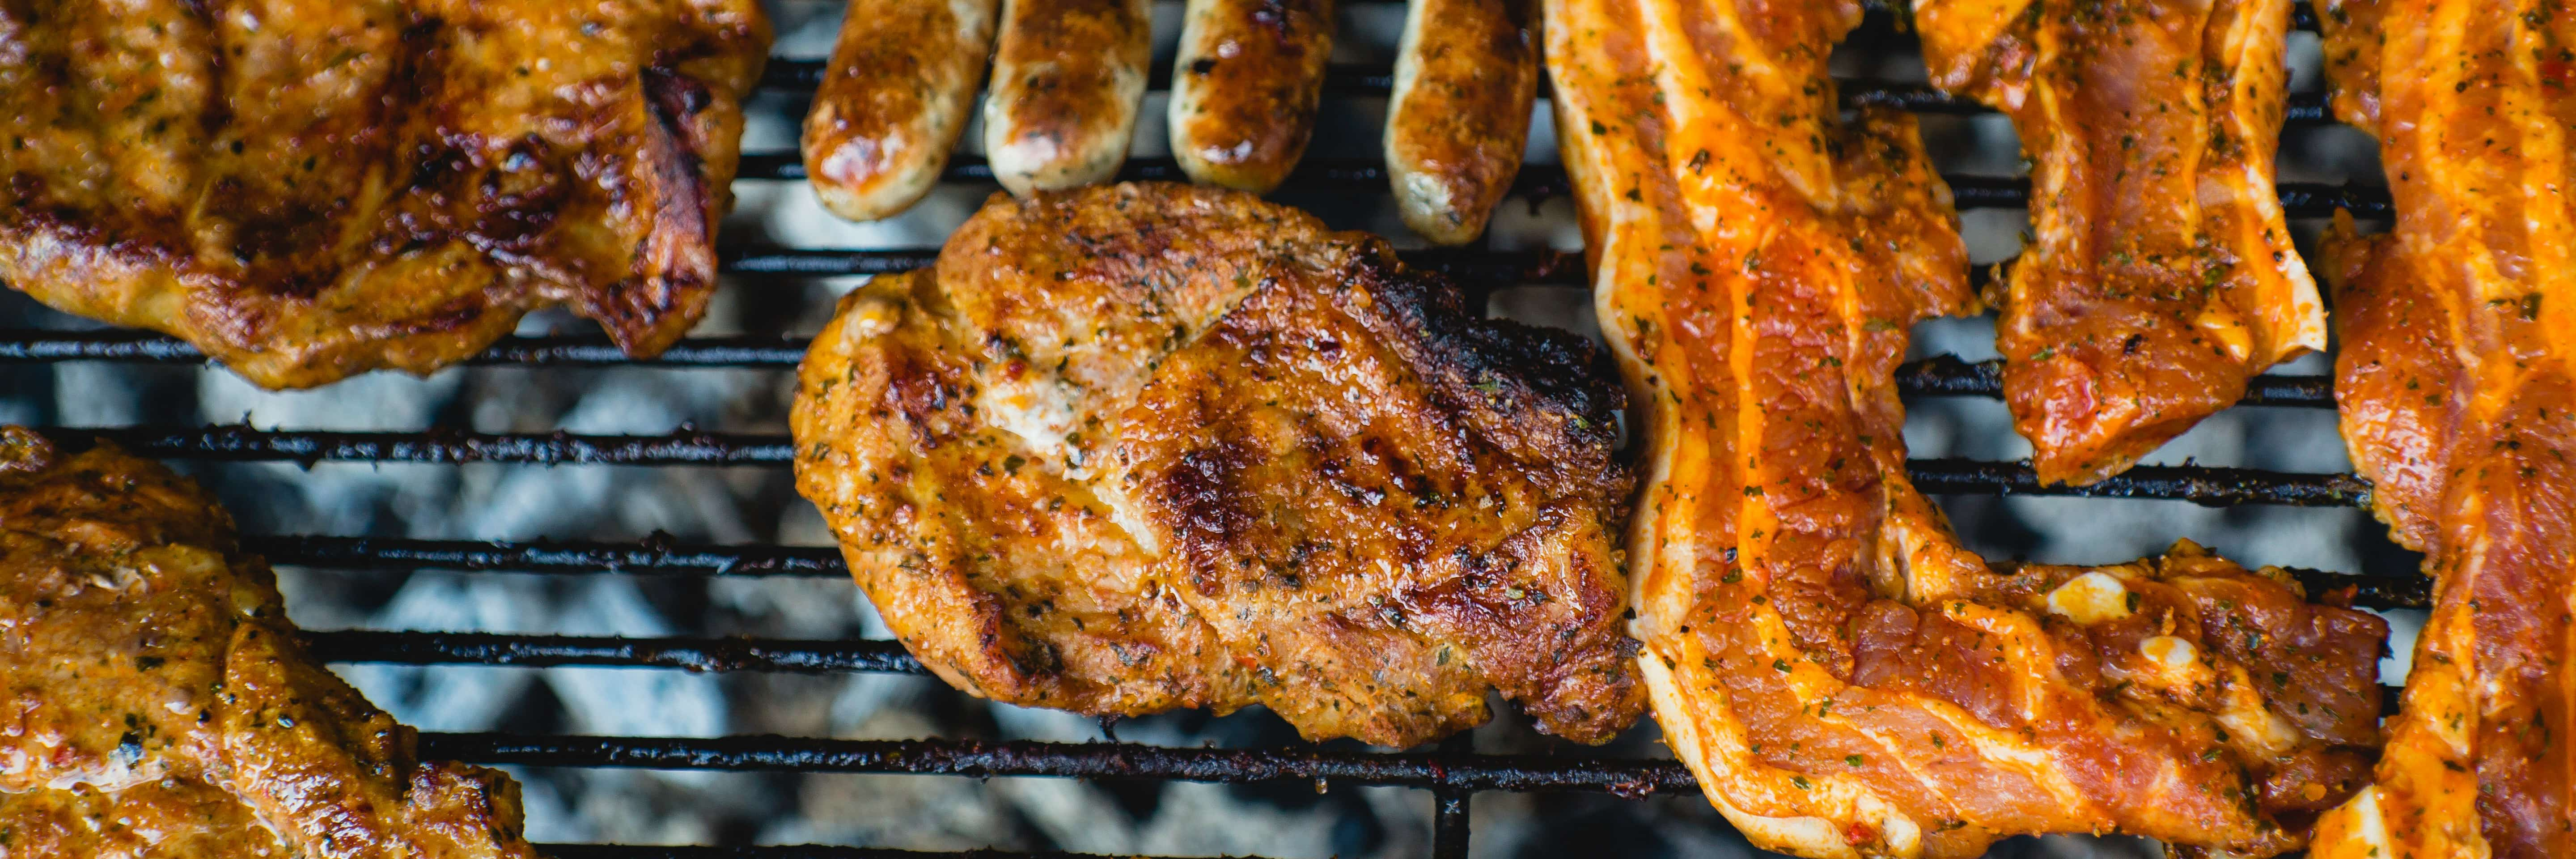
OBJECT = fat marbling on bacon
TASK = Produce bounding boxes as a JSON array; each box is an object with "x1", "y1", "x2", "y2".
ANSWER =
[
  {"x1": 1917, "y1": 0, "x2": 2329, "y2": 486},
  {"x1": 2310, "y1": 2, "x2": 2576, "y2": 856},
  {"x1": 1543, "y1": 1, "x2": 2387, "y2": 855}
]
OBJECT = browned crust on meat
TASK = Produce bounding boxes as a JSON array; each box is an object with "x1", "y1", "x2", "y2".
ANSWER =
[
  {"x1": 1385, "y1": 0, "x2": 1538, "y2": 245},
  {"x1": 803, "y1": 0, "x2": 999, "y2": 221},
  {"x1": 2310, "y1": 3, "x2": 2576, "y2": 856},
  {"x1": 0, "y1": 426, "x2": 541, "y2": 858},
  {"x1": 1169, "y1": 0, "x2": 1339, "y2": 192},
  {"x1": 1917, "y1": 0, "x2": 2327, "y2": 485},
  {"x1": 2320, "y1": 212, "x2": 2453, "y2": 551},
  {"x1": 984, "y1": 0, "x2": 1153, "y2": 194},
  {"x1": 792, "y1": 183, "x2": 1641, "y2": 745},
  {"x1": 0, "y1": 0, "x2": 770, "y2": 389},
  {"x1": 1547, "y1": 1, "x2": 2386, "y2": 854}
]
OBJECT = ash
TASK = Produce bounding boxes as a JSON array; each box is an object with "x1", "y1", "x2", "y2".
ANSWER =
[{"x1": 0, "y1": 4, "x2": 2404, "y2": 857}]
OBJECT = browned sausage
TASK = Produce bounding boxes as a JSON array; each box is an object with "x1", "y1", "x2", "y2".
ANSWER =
[
  {"x1": 983, "y1": 0, "x2": 1153, "y2": 195},
  {"x1": 802, "y1": 0, "x2": 1001, "y2": 221},
  {"x1": 1385, "y1": 0, "x2": 1535, "y2": 245},
  {"x1": 1168, "y1": 0, "x2": 1337, "y2": 192}
]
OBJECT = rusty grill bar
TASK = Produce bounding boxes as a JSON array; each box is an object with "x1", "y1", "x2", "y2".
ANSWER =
[{"x1": 0, "y1": 3, "x2": 2403, "y2": 856}]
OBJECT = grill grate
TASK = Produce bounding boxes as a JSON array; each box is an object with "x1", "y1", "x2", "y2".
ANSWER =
[{"x1": 0, "y1": 2, "x2": 2403, "y2": 856}]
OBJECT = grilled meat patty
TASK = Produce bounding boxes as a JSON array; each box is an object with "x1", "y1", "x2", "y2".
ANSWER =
[
  {"x1": 0, "y1": 0, "x2": 769, "y2": 389},
  {"x1": 1545, "y1": 2, "x2": 2387, "y2": 855},
  {"x1": 792, "y1": 183, "x2": 1642, "y2": 746},
  {"x1": 1918, "y1": 0, "x2": 2328, "y2": 485},
  {"x1": 2311, "y1": 2, "x2": 2576, "y2": 856},
  {"x1": 0, "y1": 426, "x2": 542, "y2": 859}
]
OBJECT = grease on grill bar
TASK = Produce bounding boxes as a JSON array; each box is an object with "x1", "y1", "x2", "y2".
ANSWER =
[
  {"x1": 541, "y1": 846, "x2": 1157, "y2": 858},
  {"x1": 748, "y1": 60, "x2": 2338, "y2": 123},
  {"x1": 726, "y1": 153, "x2": 2394, "y2": 217},
  {"x1": 259, "y1": 534, "x2": 2424, "y2": 609},
  {"x1": 1, "y1": 332, "x2": 2335, "y2": 406},
  {"x1": 306, "y1": 630, "x2": 925, "y2": 674},
  {"x1": 415, "y1": 733, "x2": 1698, "y2": 795},
  {"x1": 42, "y1": 426, "x2": 2364, "y2": 507}
]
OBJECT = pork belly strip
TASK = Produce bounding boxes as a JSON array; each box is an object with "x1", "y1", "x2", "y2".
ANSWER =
[
  {"x1": 2311, "y1": 2, "x2": 2576, "y2": 856},
  {"x1": 1543, "y1": 1, "x2": 2385, "y2": 855},
  {"x1": 1918, "y1": 0, "x2": 2327, "y2": 485}
]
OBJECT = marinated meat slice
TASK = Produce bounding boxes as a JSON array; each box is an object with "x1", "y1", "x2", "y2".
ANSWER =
[
  {"x1": 2310, "y1": 3, "x2": 2576, "y2": 857},
  {"x1": 1543, "y1": 1, "x2": 2386, "y2": 855},
  {"x1": 1917, "y1": 0, "x2": 2327, "y2": 485},
  {"x1": 791, "y1": 183, "x2": 1642, "y2": 746},
  {"x1": 0, "y1": 426, "x2": 541, "y2": 859},
  {"x1": 0, "y1": 0, "x2": 769, "y2": 389}
]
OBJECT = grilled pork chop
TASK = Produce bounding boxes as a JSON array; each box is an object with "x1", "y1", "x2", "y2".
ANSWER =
[
  {"x1": 0, "y1": 426, "x2": 540, "y2": 859},
  {"x1": 2310, "y1": 2, "x2": 2576, "y2": 856},
  {"x1": 792, "y1": 183, "x2": 1642, "y2": 746},
  {"x1": 1545, "y1": 2, "x2": 2386, "y2": 855},
  {"x1": 0, "y1": 0, "x2": 769, "y2": 389},
  {"x1": 1918, "y1": 0, "x2": 2328, "y2": 485}
]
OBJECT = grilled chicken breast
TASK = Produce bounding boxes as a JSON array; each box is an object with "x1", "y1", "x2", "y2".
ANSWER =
[
  {"x1": 792, "y1": 183, "x2": 1642, "y2": 746},
  {"x1": 1545, "y1": 2, "x2": 2385, "y2": 855},
  {"x1": 1917, "y1": 0, "x2": 2327, "y2": 485},
  {"x1": 0, "y1": 0, "x2": 769, "y2": 390},
  {"x1": 0, "y1": 427, "x2": 540, "y2": 859},
  {"x1": 2310, "y1": 3, "x2": 2576, "y2": 856}
]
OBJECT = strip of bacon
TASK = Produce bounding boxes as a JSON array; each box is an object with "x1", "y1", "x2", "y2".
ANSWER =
[
  {"x1": 2310, "y1": 2, "x2": 2576, "y2": 857},
  {"x1": 1543, "y1": 1, "x2": 2386, "y2": 855},
  {"x1": 1917, "y1": 0, "x2": 2328, "y2": 485}
]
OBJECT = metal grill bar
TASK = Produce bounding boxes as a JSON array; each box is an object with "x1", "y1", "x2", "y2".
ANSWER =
[
  {"x1": 1432, "y1": 789, "x2": 1470, "y2": 859},
  {"x1": 249, "y1": 534, "x2": 843, "y2": 576},
  {"x1": 0, "y1": 333, "x2": 2336, "y2": 408},
  {"x1": 417, "y1": 733, "x2": 1697, "y2": 795},
  {"x1": 258, "y1": 536, "x2": 2427, "y2": 609},
  {"x1": 726, "y1": 153, "x2": 2391, "y2": 216},
  {"x1": 307, "y1": 630, "x2": 924, "y2": 674},
  {"x1": 50, "y1": 426, "x2": 2364, "y2": 506},
  {"x1": 748, "y1": 62, "x2": 2338, "y2": 123},
  {"x1": 543, "y1": 847, "x2": 1148, "y2": 859}
]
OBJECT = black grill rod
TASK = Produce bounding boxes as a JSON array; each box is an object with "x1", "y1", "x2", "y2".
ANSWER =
[
  {"x1": 253, "y1": 535, "x2": 2428, "y2": 608},
  {"x1": 730, "y1": 153, "x2": 2394, "y2": 217},
  {"x1": 542, "y1": 847, "x2": 1175, "y2": 859},
  {"x1": 45, "y1": 426, "x2": 2370, "y2": 506},
  {"x1": 1431, "y1": 735, "x2": 1473, "y2": 859},
  {"x1": 419, "y1": 733, "x2": 1700, "y2": 797},
  {"x1": 749, "y1": 63, "x2": 2337, "y2": 123},
  {"x1": 306, "y1": 630, "x2": 925, "y2": 674},
  {"x1": 0, "y1": 332, "x2": 2338, "y2": 408}
]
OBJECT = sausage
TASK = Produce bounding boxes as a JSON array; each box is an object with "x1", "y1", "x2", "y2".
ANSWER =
[
  {"x1": 1384, "y1": 0, "x2": 1535, "y2": 245},
  {"x1": 1167, "y1": 0, "x2": 1337, "y2": 192},
  {"x1": 983, "y1": 0, "x2": 1153, "y2": 195},
  {"x1": 802, "y1": 0, "x2": 1001, "y2": 221}
]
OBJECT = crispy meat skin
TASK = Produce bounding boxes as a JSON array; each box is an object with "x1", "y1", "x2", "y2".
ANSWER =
[
  {"x1": 0, "y1": 0, "x2": 768, "y2": 390},
  {"x1": 2311, "y1": 3, "x2": 2576, "y2": 857},
  {"x1": 0, "y1": 427, "x2": 540, "y2": 859},
  {"x1": 792, "y1": 183, "x2": 1641, "y2": 746},
  {"x1": 1543, "y1": 2, "x2": 2385, "y2": 855},
  {"x1": 1917, "y1": 0, "x2": 2327, "y2": 485}
]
